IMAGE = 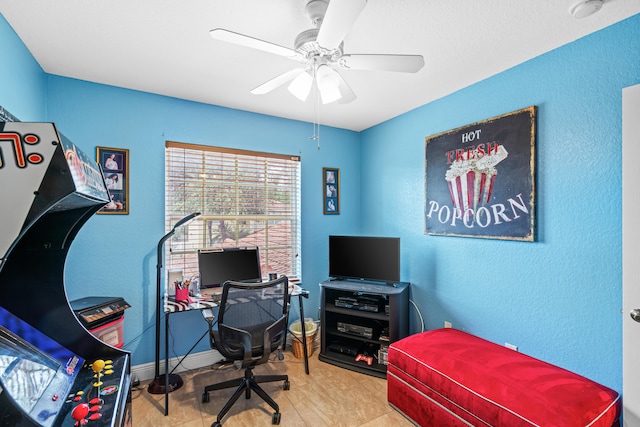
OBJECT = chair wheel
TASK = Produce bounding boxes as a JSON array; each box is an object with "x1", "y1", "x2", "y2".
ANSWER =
[
  {"x1": 202, "y1": 392, "x2": 210, "y2": 403},
  {"x1": 212, "y1": 422, "x2": 221, "y2": 427},
  {"x1": 283, "y1": 380, "x2": 290, "y2": 391},
  {"x1": 272, "y1": 412, "x2": 281, "y2": 425}
]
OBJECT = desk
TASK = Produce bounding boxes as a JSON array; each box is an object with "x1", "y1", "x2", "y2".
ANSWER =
[
  {"x1": 161, "y1": 283, "x2": 309, "y2": 416},
  {"x1": 163, "y1": 295, "x2": 217, "y2": 416}
]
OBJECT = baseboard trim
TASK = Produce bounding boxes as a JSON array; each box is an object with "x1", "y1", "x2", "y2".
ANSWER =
[
  {"x1": 131, "y1": 329, "x2": 321, "y2": 383},
  {"x1": 131, "y1": 349, "x2": 223, "y2": 382}
]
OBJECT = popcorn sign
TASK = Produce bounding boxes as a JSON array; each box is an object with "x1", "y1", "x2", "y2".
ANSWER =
[{"x1": 425, "y1": 107, "x2": 536, "y2": 241}]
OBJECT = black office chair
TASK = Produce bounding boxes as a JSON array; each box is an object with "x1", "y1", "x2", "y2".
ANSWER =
[{"x1": 202, "y1": 276, "x2": 290, "y2": 426}]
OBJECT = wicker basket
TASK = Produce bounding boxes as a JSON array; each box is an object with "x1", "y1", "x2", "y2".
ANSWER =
[
  {"x1": 292, "y1": 333, "x2": 316, "y2": 358},
  {"x1": 289, "y1": 319, "x2": 317, "y2": 359}
]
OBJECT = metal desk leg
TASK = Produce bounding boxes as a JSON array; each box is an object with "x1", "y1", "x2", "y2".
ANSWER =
[{"x1": 298, "y1": 294, "x2": 309, "y2": 375}]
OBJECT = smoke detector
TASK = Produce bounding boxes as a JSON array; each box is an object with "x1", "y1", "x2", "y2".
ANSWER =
[{"x1": 570, "y1": 0, "x2": 604, "y2": 19}]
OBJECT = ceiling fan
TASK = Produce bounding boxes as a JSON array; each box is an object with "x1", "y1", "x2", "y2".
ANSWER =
[{"x1": 210, "y1": 0, "x2": 425, "y2": 105}]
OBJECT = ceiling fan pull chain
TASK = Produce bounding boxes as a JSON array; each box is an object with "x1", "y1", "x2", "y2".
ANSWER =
[
  {"x1": 316, "y1": 64, "x2": 321, "y2": 149},
  {"x1": 316, "y1": 84, "x2": 321, "y2": 150},
  {"x1": 309, "y1": 64, "x2": 321, "y2": 149}
]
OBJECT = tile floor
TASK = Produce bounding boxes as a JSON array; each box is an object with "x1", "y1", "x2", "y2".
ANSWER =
[{"x1": 131, "y1": 350, "x2": 414, "y2": 426}]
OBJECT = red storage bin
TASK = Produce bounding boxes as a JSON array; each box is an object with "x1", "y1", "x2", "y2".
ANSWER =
[
  {"x1": 89, "y1": 315, "x2": 125, "y2": 348},
  {"x1": 70, "y1": 296, "x2": 130, "y2": 348}
]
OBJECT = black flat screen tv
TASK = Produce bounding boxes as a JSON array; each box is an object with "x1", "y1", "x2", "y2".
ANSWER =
[
  {"x1": 198, "y1": 247, "x2": 262, "y2": 288},
  {"x1": 329, "y1": 236, "x2": 400, "y2": 284}
]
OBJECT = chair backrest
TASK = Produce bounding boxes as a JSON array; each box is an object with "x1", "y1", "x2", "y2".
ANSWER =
[{"x1": 214, "y1": 276, "x2": 289, "y2": 367}]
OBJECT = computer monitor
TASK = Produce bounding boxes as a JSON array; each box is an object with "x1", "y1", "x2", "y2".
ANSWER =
[{"x1": 198, "y1": 247, "x2": 262, "y2": 288}]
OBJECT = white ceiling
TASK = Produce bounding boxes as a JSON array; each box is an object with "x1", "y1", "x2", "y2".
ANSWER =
[{"x1": 1, "y1": 1, "x2": 639, "y2": 131}]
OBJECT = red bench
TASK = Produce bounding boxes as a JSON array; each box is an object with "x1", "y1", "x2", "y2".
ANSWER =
[{"x1": 388, "y1": 329, "x2": 620, "y2": 426}]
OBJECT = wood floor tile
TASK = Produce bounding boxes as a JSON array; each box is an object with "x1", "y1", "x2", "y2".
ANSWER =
[{"x1": 130, "y1": 350, "x2": 414, "y2": 426}]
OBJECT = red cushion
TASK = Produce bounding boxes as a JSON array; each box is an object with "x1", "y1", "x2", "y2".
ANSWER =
[{"x1": 388, "y1": 329, "x2": 620, "y2": 426}]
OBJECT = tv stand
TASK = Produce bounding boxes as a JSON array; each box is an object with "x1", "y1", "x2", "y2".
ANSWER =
[{"x1": 319, "y1": 280, "x2": 409, "y2": 378}]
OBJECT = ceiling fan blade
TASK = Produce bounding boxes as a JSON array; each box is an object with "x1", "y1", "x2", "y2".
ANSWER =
[
  {"x1": 210, "y1": 28, "x2": 301, "y2": 59},
  {"x1": 316, "y1": 0, "x2": 367, "y2": 50},
  {"x1": 338, "y1": 54, "x2": 425, "y2": 73},
  {"x1": 251, "y1": 68, "x2": 306, "y2": 95}
]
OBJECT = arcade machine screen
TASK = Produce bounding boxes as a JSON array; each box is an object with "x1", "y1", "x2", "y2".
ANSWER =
[
  {"x1": 0, "y1": 307, "x2": 84, "y2": 427},
  {"x1": 0, "y1": 327, "x2": 60, "y2": 412}
]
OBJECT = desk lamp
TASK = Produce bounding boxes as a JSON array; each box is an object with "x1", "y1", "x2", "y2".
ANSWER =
[{"x1": 148, "y1": 212, "x2": 201, "y2": 396}]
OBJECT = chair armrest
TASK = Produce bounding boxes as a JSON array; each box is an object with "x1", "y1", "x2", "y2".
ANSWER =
[{"x1": 257, "y1": 315, "x2": 286, "y2": 365}]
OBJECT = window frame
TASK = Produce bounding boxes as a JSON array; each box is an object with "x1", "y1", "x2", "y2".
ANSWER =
[{"x1": 164, "y1": 141, "x2": 301, "y2": 286}]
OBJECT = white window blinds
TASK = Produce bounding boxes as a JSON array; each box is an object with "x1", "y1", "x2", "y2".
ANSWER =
[{"x1": 165, "y1": 141, "x2": 301, "y2": 283}]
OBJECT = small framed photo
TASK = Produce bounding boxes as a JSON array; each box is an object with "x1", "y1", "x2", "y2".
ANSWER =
[
  {"x1": 323, "y1": 167, "x2": 340, "y2": 215},
  {"x1": 96, "y1": 146, "x2": 129, "y2": 215}
]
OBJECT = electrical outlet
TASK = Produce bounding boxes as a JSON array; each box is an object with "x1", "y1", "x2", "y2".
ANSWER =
[
  {"x1": 444, "y1": 321, "x2": 452, "y2": 328},
  {"x1": 505, "y1": 343, "x2": 518, "y2": 351}
]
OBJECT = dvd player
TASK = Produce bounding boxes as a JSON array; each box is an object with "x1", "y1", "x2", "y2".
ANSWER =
[
  {"x1": 337, "y1": 321, "x2": 373, "y2": 339},
  {"x1": 335, "y1": 295, "x2": 380, "y2": 313}
]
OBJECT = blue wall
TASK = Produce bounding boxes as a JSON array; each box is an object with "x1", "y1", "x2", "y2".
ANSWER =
[
  {"x1": 359, "y1": 15, "x2": 640, "y2": 392},
  {"x1": 2, "y1": 11, "x2": 639, "y2": 394},
  {"x1": 43, "y1": 77, "x2": 361, "y2": 366},
  {"x1": 0, "y1": 14, "x2": 45, "y2": 120}
]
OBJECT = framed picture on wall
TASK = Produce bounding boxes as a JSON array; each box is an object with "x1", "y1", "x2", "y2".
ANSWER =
[
  {"x1": 424, "y1": 106, "x2": 536, "y2": 241},
  {"x1": 96, "y1": 146, "x2": 129, "y2": 215},
  {"x1": 323, "y1": 167, "x2": 340, "y2": 215}
]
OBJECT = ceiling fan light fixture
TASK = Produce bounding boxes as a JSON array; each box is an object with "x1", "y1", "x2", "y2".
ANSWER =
[
  {"x1": 320, "y1": 85, "x2": 342, "y2": 104},
  {"x1": 288, "y1": 70, "x2": 313, "y2": 101},
  {"x1": 316, "y1": 65, "x2": 340, "y2": 90},
  {"x1": 316, "y1": 64, "x2": 342, "y2": 104}
]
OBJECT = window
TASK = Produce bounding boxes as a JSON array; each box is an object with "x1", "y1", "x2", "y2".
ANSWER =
[{"x1": 164, "y1": 141, "x2": 301, "y2": 284}]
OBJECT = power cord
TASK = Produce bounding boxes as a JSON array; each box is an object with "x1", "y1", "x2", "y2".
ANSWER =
[
  {"x1": 409, "y1": 299, "x2": 425, "y2": 333},
  {"x1": 167, "y1": 317, "x2": 218, "y2": 374},
  {"x1": 121, "y1": 319, "x2": 157, "y2": 351}
]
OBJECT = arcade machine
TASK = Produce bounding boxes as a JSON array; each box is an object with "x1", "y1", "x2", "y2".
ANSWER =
[{"x1": 0, "y1": 122, "x2": 132, "y2": 426}]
